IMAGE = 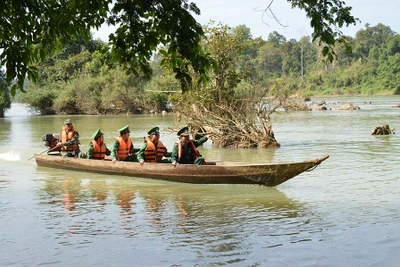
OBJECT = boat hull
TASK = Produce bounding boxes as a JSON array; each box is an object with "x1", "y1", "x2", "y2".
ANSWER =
[{"x1": 34, "y1": 155, "x2": 329, "y2": 186}]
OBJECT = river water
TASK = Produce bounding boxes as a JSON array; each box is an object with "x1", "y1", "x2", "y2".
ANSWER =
[{"x1": 1, "y1": 96, "x2": 399, "y2": 266}]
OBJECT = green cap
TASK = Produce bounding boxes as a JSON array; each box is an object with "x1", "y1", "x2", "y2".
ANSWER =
[
  {"x1": 91, "y1": 128, "x2": 103, "y2": 139},
  {"x1": 118, "y1": 125, "x2": 130, "y2": 134},
  {"x1": 64, "y1": 119, "x2": 72, "y2": 125},
  {"x1": 148, "y1": 127, "x2": 160, "y2": 136},
  {"x1": 177, "y1": 126, "x2": 189, "y2": 136}
]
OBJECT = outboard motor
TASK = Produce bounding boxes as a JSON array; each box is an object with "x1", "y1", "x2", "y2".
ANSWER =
[{"x1": 41, "y1": 133, "x2": 62, "y2": 154}]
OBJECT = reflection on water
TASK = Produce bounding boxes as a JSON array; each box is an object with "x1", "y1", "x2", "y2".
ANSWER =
[
  {"x1": 33, "y1": 169, "x2": 311, "y2": 265},
  {"x1": 0, "y1": 119, "x2": 11, "y2": 149}
]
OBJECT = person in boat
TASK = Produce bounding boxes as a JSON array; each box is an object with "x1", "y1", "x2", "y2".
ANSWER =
[
  {"x1": 87, "y1": 128, "x2": 111, "y2": 160},
  {"x1": 59, "y1": 119, "x2": 80, "y2": 157},
  {"x1": 136, "y1": 127, "x2": 171, "y2": 165},
  {"x1": 111, "y1": 125, "x2": 137, "y2": 163},
  {"x1": 171, "y1": 126, "x2": 208, "y2": 166}
]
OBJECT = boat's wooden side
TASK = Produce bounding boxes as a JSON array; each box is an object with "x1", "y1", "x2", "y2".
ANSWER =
[{"x1": 34, "y1": 154, "x2": 329, "y2": 186}]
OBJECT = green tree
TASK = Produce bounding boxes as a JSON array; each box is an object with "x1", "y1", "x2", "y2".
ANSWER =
[
  {"x1": 386, "y1": 35, "x2": 400, "y2": 56},
  {"x1": 21, "y1": 37, "x2": 106, "y2": 114},
  {"x1": 298, "y1": 36, "x2": 317, "y2": 78},
  {"x1": 203, "y1": 23, "x2": 249, "y2": 102},
  {"x1": 256, "y1": 42, "x2": 283, "y2": 77},
  {"x1": 0, "y1": 0, "x2": 210, "y2": 95},
  {"x1": 354, "y1": 23, "x2": 395, "y2": 58},
  {"x1": 0, "y1": 69, "x2": 11, "y2": 118},
  {"x1": 268, "y1": 31, "x2": 287, "y2": 47},
  {"x1": 233, "y1": 24, "x2": 253, "y2": 41},
  {"x1": 170, "y1": 24, "x2": 281, "y2": 148}
]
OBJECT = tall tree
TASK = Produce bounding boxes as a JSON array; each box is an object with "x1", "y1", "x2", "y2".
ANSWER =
[
  {"x1": 171, "y1": 24, "x2": 281, "y2": 148},
  {"x1": 354, "y1": 24, "x2": 395, "y2": 58}
]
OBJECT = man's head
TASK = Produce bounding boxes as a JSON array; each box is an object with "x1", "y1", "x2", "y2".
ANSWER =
[
  {"x1": 92, "y1": 128, "x2": 104, "y2": 142},
  {"x1": 118, "y1": 125, "x2": 130, "y2": 140},
  {"x1": 177, "y1": 126, "x2": 190, "y2": 145},
  {"x1": 64, "y1": 119, "x2": 72, "y2": 129},
  {"x1": 148, "y1": 127, "x2": 160, "y2": 143}
]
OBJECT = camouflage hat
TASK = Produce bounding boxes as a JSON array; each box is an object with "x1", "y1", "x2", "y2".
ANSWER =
[
  {"x1": 91, "y1": 128, "x2": 103, "y2": 139},
  {"x1": 64, "y1": 119, "x2": 72, "y2": 125},
  {"x1": 148, "y1": 127, "x2": 160, "y2": 136},
  {"x1": 177, "y1": 126, "x2": 189, "y2": 137},
  {"x1": 118, "y1": 125, "x2": 130, "y2": 134}
]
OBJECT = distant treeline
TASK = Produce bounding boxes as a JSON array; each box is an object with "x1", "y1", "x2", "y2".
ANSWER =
[{"x1": 12, "y1": 23, "x2": 400, "y2": 115}]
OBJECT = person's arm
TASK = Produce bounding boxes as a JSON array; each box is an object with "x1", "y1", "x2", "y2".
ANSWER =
[
  {"x1": 193, "y1": 136, "x2": 208, "y2": 147},
  {"x1": 171, "y1": 143, "x2": 178, "y2": 166},
  {"x1": 87, "y1": 144, "x2": 94, "y2": 159},
  {"x1": 111, "y1": 141, "x2": 119, "y2": 162},
  {"x1": 61, "y1": 130, "x2": 67, "y2": 144},
  {"x1": 136, "y1": 143, "x2": 147, "y2": 164},
  {"x1": 105, "y1": 146, "x2": 111, "y2": 156},
  {"x1": 129, "y1": 141, "x2": 135, "y2": 154}
]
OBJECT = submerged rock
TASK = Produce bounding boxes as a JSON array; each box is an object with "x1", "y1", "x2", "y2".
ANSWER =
[{"x1": 337, "y1": 102, "x2": 360, "y2": 110}]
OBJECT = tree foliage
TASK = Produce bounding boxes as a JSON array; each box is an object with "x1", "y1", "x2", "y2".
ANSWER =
[
  {"x1": 1, "y1": 0, "x2": 360, "y2": 96},
  {"x1": 287, "y1": 0, "x2": 359, "y2": 61},
  {"x1": 0, "y1": 0, "x2": 211, "y2": 95},
  {"x1": 21, "y1": 37, "x2": 169, "y2": 115},
  {"x1": 0, "y1": 0, "x2": 110, "y2": 95}
]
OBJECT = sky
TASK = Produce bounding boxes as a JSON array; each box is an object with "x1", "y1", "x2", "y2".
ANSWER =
[{"x1": 93, "y1": 0, "x2": 400, "y2": 42}]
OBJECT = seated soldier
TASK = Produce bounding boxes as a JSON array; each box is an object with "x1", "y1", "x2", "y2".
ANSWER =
[
  {"x1": 136, "y1": 127, "x2": 170, "y2": 165},
  {"x1": 111, "y1": 125, "x2": 137, "y2": 163},
  {"x1": 87, "y1": 128, "x2": 111, "y2": 160},
  {"x1": 59, "y1": 119, "x2": 80, "y2": 157},
  {"x1": 171, "y1": 126, "x2": 208, "y2": 166}
]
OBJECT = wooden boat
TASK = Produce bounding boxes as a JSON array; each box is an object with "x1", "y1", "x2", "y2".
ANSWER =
[{"x1": 34, "y1": 154, "x2": 329, "y2": 186}]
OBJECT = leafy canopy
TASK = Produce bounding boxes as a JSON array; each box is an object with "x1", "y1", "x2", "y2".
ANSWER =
[
  {"x1": 1, "y1": 0, "x2": 358, "y2": 95},
  {"x1": 0, "y1": 0, "x2": 209, "y2": 95}
]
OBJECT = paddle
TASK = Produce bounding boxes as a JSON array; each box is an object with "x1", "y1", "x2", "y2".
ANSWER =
[{"x1": 27, "y1": 145, "x2": 60, "y2": 161}]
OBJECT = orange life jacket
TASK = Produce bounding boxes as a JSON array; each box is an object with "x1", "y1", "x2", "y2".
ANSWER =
[
  {"x1": 144, "y1": 138, "x2": 167, "y2": 162},
  {"x1": 90, "y1": 140, "x2": 107, "y2": 160},
  {"x1": 177, "y1": 140, "x2": 201, "y2": 163},
  {"x1": 115, "y1": 136, "x2": 133, "y2": 160},
  {"x1": 61, "y1": 125, "x2": 78, "y2": 151}
]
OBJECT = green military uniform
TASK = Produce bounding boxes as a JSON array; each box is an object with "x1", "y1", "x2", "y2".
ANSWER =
[
  {"x1": 110, "y1": 125, "x2": 137, "y2": 162},
  {"x1": 61, "y1": 119, "x2": 81, "y2": 158},
  {"x1": 136, "y1": 127, "x2": 171, "y2": 163},
  {"x1": 171, "y1": 126, "x2": 208, "y2": 165},
  {"x1": 61, "y1": 137, "x2": 81, "y2": 157},
  {"x1": 87, "y1": 128, "x2": 111, "y2": 159}
]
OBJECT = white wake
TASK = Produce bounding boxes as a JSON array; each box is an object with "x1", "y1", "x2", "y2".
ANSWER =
[{"x1": 0, "y1": 151, "x2": 21, "y2": 161}]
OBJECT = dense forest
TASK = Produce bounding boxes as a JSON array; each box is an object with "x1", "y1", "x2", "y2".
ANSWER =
[
  {"x1": 10, "y1": 23, "x2": 399, "y2": 115},
  {"x1": 2, "y1": 22, "x2": 400, "y2": 116}
]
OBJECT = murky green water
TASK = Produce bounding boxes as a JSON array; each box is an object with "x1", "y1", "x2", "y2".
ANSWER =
[{"x1": 1, "y1": 97, "x2": 399, "y2": 266}]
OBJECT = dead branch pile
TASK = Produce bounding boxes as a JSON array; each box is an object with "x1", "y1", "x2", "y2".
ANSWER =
[{"x1": 183, "y1": 99, "x2": 281, "y2": 148}]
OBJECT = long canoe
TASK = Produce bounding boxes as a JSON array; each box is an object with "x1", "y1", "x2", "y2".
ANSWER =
[{"x1": 34, "y1": 154, "x2": 329, "y2": 186}]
